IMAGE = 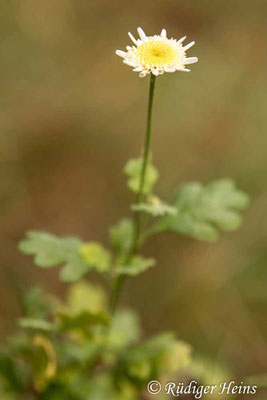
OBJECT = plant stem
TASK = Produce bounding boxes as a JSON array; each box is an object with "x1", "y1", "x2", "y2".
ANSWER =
[
  {"x1": 132, "y1": 74, "x2": 156, "y2": 252},
  {"x1": 109, "y1": 74, "x2": 156, "y2": 315}
]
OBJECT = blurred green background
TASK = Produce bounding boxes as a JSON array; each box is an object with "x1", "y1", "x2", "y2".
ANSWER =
[{"x1": 0, "y1": 0, "x2": 266, "y2": 387}]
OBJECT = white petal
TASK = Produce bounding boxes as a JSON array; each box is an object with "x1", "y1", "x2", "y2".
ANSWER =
[
  {"x1": 123, "y1": 60, "x2": 136, "y2": 67},
  {"x1": 177, "y1": 36, "x2": 186, "y2": 43},
  {"x1": 161, "y1": 28, "x2": 167, "y2": 38},
  {"x1": 183, "y1": 41, "x2": 195, "y2": 51},
  {"x1": 164, "y1": 67, "x2": 176, "y2": 72},
  {"x1": 133, "y1": 67, "x2": 144, "y2": 72},
  {"x1": 152, "y1": 69, "x2": 160, "y2": 76},
  {"x1": 116, "y1": 50, "x2": 126, "y2": 58},
  {"x1": 184, "y1": 57, "x2": 198, "y2": 65},
  {"x1": 128, "y1": 32, "x2": 138, "y2": 45},
  {"x1": 176, "y1": 67, "x2": 191, "y2": 72},
  {"x1": 126, "y1": 46, "x2": 132, "y2": 51},
  {"x1": 137, "y1": 27, "x2": 147, "y2": 41},
  {"x1": 139, "y1": 70, "x2": 148, "y2": 78}
]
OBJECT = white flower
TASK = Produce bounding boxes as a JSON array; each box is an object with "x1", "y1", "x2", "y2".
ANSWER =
[{"x1": 116, "y1": 27, "x2": 198, "y2": 78}]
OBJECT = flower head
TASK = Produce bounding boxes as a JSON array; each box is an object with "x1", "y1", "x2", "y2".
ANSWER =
[{"x1": 116, "y1": 27, "x2": 198, "y2": 78}]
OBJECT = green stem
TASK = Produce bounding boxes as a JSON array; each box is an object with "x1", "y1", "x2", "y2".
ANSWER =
[
  {"x1": 109, "y1": 75, "x2": 156, "y2": 315},
  {"x1": 132, "y1": 74, "x2": 156, "y2": 252}
]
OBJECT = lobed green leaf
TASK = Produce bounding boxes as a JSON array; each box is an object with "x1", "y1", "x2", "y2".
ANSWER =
[
  {"x1": 58, "y1": 310, "x2": 110, "y2": 333},
  {"x1": 19, "y1": 232, "x2": 110, "y2": 282},
  {"x1": 115, "y1": 256, "x2": 155, "y2": 276},
  {"x1": 109, "y1": 218, "x2": 134, "y2": 255},
  {"x1": 18, "y1": 318, "x2": 56, "y2": 332},
  {"x1": 66, "y1": 281, "x2": 107, "y2": 315},
  {"x1": 123, "y1": 333, "x2": 192, "y2": 381},
  {"x1": 152, "y1": 179, "x2": 250, "y2": 242},
  {"x1": 79, "y1": 242, "x2": 111, "y2": 272},
  {"x1": 22, "y1": 286, "x2": 59, "y2": 319},
  {"x1": 124, "y1": 155, "x2": 159, "y2": 194},
  {"x1": 132, "y1": 197, "x2": 177, "y2": 217},
  {"x1": 107, "y1": 309, "x2": 141, "y2": 349}
]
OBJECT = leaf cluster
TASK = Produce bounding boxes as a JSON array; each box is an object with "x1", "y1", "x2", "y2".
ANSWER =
[
  {"x1": 9, "y1": 152, "x2": 250, "y2": 399},
  {"x1": 0, "y1": 283, "x2": 191, "y2": 400}
]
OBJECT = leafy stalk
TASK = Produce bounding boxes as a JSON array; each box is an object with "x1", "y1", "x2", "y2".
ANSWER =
[{"x1": 109, "y1": 75, "x2": 156, "y2": 314}]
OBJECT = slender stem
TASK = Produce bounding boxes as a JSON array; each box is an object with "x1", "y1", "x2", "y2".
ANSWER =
[
  {"x1": 109, "y1": 274, "x2": 126, "y2": 315},
  {"x1": 109, "y1": 75, "x2": 156, "y2": 315},
  {"x1": 132, "y1": 74, "x2": 156, "y2": 252}
]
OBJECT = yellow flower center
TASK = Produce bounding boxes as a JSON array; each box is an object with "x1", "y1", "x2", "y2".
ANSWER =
[{"x1": 136, "y1": 40, "x2": 177, "y2": 67}]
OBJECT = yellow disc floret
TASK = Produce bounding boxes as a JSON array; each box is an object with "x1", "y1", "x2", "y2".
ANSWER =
[{"x1": 136, "y1": 39, "x2": 178, "y2": 68}]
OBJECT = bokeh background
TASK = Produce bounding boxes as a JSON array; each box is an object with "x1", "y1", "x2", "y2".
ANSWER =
[{"x1": 0, "y1": 0, "x2": 266, "y2": 394}]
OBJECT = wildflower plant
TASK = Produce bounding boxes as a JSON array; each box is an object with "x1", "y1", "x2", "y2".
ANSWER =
[{"x1": 0, "y1": 28, "x2": 249, "y2": 399}]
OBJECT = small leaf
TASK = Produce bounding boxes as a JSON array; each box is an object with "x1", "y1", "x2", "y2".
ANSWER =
[
  {"x1": 107, "y1": 309, "x2": 141, "y2": 349},
  {"x1": 0, "y1": 350, "x2": 24, "y2": 391},
  {"x1": 115, "y1": 256, "x2": 155, "y2": 276},
  {"x1": 59, "y1": 340, "x2": 100, "y2": 367},
  {"x1": 19, "y1": 318, "x2": 55, "y2": 332},
  {"x1": 79, "y1": 242, "x2": 111, "y2": 272},
  {"x1": 124, "y1": 333, "x2": 175, "y2": 366},
  {"x1": 59, "y1": 257, "x2": 93, "y2": 282},
  {"x1": 32, "y1": 335, "x2": 57, "y2": 391},
  {"x1": 66, "y1": 281, "x2": 107, "y2": 315},
  {"x1": 19, "y1": 232, "x2": 109, "y2": 282},
  {"x1": 22, "y1": 286, "x2": 58, "y2": 319},
  {"x1": 158, "y1": 340, "x2": 192, "y2": 374},
  {"x1": 152, "y1": 179, "x2": 250, "y2": 242},
  {"x1": 19, "y1": 231, "x2": 81, "y2": 267},
  {"x1": 124, "y1": 155, "x2": 159, "y2": 194},
  {"x1": 58, "y1": 310, "x2": 110, "y2": 333},
  {"x1": 124, "y1": 333, "x2": 191, "y2": 379},
  {"x1": 109, "y1": 218, "x2": 134, "y2": 255},
  {"x1": 127, "y1": 359, "x2": 151, "y2": 380},
  {"x1": 132, "y1": 197, "x2": 177, "y2": 217},
  {"x1": 68, "y1": 375, "x2": 113, "y2": 400}
]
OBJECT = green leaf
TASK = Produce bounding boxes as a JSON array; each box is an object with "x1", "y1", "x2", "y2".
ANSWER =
[
  {"x1": 124, "y1": 155, "x2": 159, "y2": 194},
  {"x1": 0, "y1": 350, "x2": 24, "y2": 391},
  {"x1": 152, "y1": 179, "x2": 250, "y2": 242},
  {"x1": 68, "y1": 374, "x2": 114, "y2": 400},
  {"x1": 19, "y1": 231, "x2": 82, "y2": 267},
  {"x1": 58, "y1": 311, "x2": 110, "y2": 333},
  {"x1": 124, "y1": 333, "x2": 192, "y2": 379},
  {"x1": 19, "y1": 318, "x2": 55, "y2": 332},
  {"x1": 19, "y1": 232, "x2": 109, "y2": 282},
  {"x1": 115, "y1": 256, "x2": 155, "y2": 276},
  {"x1": 59, "y1": 283, "x2": 109, "y2": 337},
  {"x1": 157, "y1": 340, "x2": 192, "y2": 374},
  {"x1": 128, "y1": 333, "x2": 177, "y2": 361},
  {"x1": 58, "y1": 340, "x2": 100, "y2": 367},
  {"x1": 79, "y1": 242, "x2": 111, "y2": 273},
  {"x1": 107, "y1": 309, "x2": 141, "y2": 349},
  {"x1": 127, "y1": 359, "x2": 151, "y2": 380},
  {"x1": 132, "y1": 197, "x2": 177, "y2": 217},
  {"x1": 66, "y1": 281, "x2": 107, "y2": 314},
  {"x1": 22, "y1": 286, "x2": 59, "y2": 319},
  {"x1": 109, "y1": 218, "x2": 134, "y2": 255},
  {"x1": 31, "y1": 335, "x2": 57, "y2": 392}
]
